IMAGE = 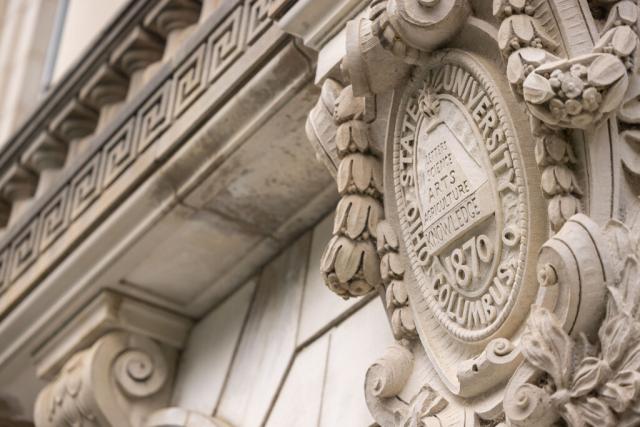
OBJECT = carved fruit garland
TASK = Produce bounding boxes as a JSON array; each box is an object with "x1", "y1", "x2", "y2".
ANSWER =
[
  {"x1": 493, "y1": 1, "x2": 640, "y2": 425},
  {"x1": 320, "y1": 86, "x2": 384, "y2": 298},
  {"x1": 494, "y1": 0, "x2": 584, "y2": 231},
  {"x1": 500, "y1": 0, "x2": 636, "y2": 129},
  {"x1": 496, "y1": 0, "x2": 640, "y2": 231}
]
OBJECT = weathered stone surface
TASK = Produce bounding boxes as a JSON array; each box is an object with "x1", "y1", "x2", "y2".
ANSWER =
[
  {"x1": 171, "y1": 281, "x2": 256, "y2": 415},
  {"x1": 0, "y1": 0, "x2": 639, "y2": 426},
  {"x1": 214, "y1": 234, "x2": 309, "y2": 427}
]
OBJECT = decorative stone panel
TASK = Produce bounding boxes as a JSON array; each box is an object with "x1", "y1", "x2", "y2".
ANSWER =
[{"x1": 302, "y1": 0, "x2": 640, "y2": 425}]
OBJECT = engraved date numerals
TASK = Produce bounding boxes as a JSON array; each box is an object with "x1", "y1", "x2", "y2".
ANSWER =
[{"x1": 442, "y1": 234, "x2": 494, "y2": 289}]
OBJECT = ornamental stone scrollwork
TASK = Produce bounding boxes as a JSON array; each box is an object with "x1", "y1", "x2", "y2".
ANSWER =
[
  {"x1": 34, "y1": 332, "x2": 175, "y2": 427},
  {"x1": 365, "y1": 343, "x2": 450, "y2": 427},
  {"x1": 380, "y1": 46, "x2": 545, "y2": 419},
  {"x1": 504, "y1": 216, "x2": 640, "y2": 426},
  {"x1": 344, "y1": 0, "x2": 470, "y2": 97},
  {"x1": 393, "y1": 51, "x2": 532, "y2": 343},
  {"x1": 304, "y1": 0, "x2": 640, "y2": 425},
  {"x1": 315, "y1": 0, "x2": 473, "y2": 299}
]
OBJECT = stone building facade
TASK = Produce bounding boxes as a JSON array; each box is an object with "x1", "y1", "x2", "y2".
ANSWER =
[{"x1": 0, "y1": 0, "x2": 638, "y2": 426}]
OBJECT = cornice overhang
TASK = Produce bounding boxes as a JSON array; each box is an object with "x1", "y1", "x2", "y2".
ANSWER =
[
  {"x1": 0, "y1": 0, "x2": 289, "y2": 315},
  {"x1": 0, "y1": 0, "x2": 360, "y2": 418}
]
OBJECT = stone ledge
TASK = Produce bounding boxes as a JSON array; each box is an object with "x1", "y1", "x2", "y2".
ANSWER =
[{"x1": 0, "y1": 0, "x2": 282, "y2": 318}]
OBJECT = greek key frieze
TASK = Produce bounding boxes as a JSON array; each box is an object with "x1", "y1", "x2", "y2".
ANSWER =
[{"x1": 0, "y1": 0, "x2": 276, "y2": 307}]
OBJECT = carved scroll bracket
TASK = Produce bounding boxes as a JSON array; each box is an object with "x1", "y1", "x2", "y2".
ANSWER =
[
  {"x1": 365, "y1": 343, "x2": 449, "y2": 427},
  {"x1": 34, "y1": 331, "x2": 176, "y2": 427},
  {"x1": 31, "y1": 291, "x2": 193, "y2": 427}
]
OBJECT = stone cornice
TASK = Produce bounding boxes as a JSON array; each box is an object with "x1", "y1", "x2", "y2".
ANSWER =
[{"x1": 0, "y1": 0, "x2": 283, "y2": 317}]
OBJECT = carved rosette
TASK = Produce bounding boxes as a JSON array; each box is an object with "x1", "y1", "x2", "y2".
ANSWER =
[
  {"x1": 305, "y1": 0, "x2": 640, "y2": 425},
  {"x1": 34, "y1": 332, "x2": 175, "y2": 427}
]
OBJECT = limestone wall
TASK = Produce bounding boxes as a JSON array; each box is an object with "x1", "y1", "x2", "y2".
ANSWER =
[{"x1": 171, "y1": 213, "x2": 394, "y2": 426}]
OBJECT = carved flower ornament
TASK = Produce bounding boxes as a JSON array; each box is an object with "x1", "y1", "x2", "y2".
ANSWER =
[
  {"x1": 497, "y1": 0, "x2": 640, "y2": 130},
  {"x1": 518, "y1": 220, "x2": 640, "y2": 426},
  {"x1": 522, "y1": 54, "x2": 630, "y2": 128}
]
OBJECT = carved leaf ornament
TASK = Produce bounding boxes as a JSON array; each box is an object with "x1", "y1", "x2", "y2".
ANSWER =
[
  {"x1": 319, "y1": 86, "x2": 384, "y2": 298},
  {"x1": 516, "y1": 220, "x2": 640, "y2": 426}
]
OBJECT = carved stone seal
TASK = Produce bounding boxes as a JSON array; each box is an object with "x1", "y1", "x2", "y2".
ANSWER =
[
  {"x1": 390, "y1": 49, "x2": 545, "y2": 401},
  {"x1": 394, "y1": 50, "x2": 532, "y2": 341}
]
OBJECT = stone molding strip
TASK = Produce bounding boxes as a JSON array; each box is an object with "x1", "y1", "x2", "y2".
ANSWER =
[{"x1": 0, "y1": 0, "x2": 282, "y2": 317}]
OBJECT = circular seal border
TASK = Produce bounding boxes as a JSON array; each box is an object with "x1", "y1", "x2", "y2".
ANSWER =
[{"x1": 392, "y1": 49, "x2": 529, "y2": 342}]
